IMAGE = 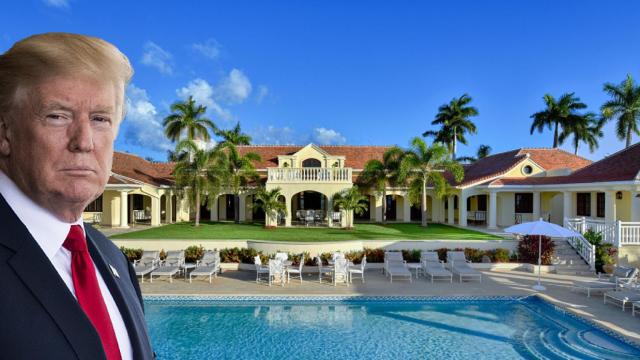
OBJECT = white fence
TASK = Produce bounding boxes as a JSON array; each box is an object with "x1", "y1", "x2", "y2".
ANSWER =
[
  {"x1": 565, "y1": 217, "x2": 640, "y2": 247},
  {"x1": 564, "y1": 218, "x2": 596, "y2": 270},
  {"x1": 267, "y1": 167, "x2": 353, "y2": 183}
]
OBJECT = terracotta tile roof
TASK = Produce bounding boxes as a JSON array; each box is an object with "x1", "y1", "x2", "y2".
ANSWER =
[
  {"x1": 110, "y1": 152, "x2": 175, "y2": 187},
  {"x1": 455, "y1": 148, "x2": 591, "y2": 187},
  {"x1": 236, "y1": 145, "x2": 392, "y2": 169}
]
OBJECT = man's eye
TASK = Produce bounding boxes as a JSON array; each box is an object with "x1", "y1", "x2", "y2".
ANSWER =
[{"x1": 93, "y1": 116, "x2": 112, "y2": 123}]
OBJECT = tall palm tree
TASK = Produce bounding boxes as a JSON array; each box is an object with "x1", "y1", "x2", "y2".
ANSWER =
[
  {"x1": 251, "y1": 187, "x2": 287, "y2": 228},
  {"x1": 333, "y1": 186, "x2": 369, "y2": 229},
  {"x1": 359, "y1": 146, "x2": 404, "y2": 224},
  {"x1": 399, "y1": 137, "x2": 464, "y2": 227},
  {"x1": 423, "y1": 94, "x2": 478, "y2": 159},
  {"x1": 456, "y1": 144, "x2": 492, "y2": 163},
  {"x1": 216, "y1": 122, "x2": 252, "y2": 146},
  {"x1": 530, "y1": 93, "x2": 587, "y2": 148},
  {"x1": 172, "y1": 140, "x2": 226, "y2": 227},
  {"x1": 163, "y1": 96, "x2": 217, "y2": 143},
  {"x1": 559, "y1": 113, "x2": 604, "y2": 155},
  {"x1": 601, "y1": 74, "x2": 640, "y2": 148},
  {"x1": 222, "y1": 145, "x2": 262, "y2": 223}
]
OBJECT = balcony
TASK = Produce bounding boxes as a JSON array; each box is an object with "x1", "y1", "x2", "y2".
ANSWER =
[{"x1": 267, "y1": 167, "x2": 353, "y2": 183}]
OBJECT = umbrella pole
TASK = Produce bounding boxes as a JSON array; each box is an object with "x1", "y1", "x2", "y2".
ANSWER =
[{"x1": 533, "y1": 234, "x2": 546, "y2": 291}]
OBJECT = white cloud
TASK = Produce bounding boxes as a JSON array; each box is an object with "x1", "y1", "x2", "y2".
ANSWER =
[
  {"x1": 192, "y1": 39, "x2": 221, "y2": 60},
  {"x1": 141, "y1": 42, "x2": 173, "y2": 75},
  {"x1": 312, "y1": 127, "x2": 347, "y2": 145},
  {"x1": 122, "y1": 84, "x2": 172, "y2": 152},
  {"x1": 43, "y1": 0, "x2": 69, "y2": 8},
  {"x1": 215, "y1": 68, "x2": 252, "y2": 104},
  {"x1": 250, "y1": 126, "x2": 298, "y2": 145},
  {"x1": 176, "y1": 78, "x2": 232, "y2": 121},
  {"x1": 256, "y1": 85, "x2": 269, "y2": 103}
]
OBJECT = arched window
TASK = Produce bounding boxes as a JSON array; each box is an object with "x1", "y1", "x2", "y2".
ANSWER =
[{"x1": 302, "y1": 158, "x2": 322, "y2": 168}]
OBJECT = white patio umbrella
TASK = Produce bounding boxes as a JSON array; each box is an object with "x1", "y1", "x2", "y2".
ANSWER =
[{"x1": 504, "y1": 218, "x2": 581, "y2": 291}]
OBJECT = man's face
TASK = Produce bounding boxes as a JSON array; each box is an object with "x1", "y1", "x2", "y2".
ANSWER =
[{"x1": 1, "y1": 75, "x2": 121, "y2": 220}]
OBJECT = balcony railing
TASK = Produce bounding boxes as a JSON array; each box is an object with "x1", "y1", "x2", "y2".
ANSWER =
[{"x1": 267, "y1": 167, "x2": 353, "y2": 183}]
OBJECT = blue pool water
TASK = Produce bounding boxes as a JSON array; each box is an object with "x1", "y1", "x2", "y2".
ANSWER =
[{"x1": 145, "y1": 296, "x2": 640, "y2": 360}]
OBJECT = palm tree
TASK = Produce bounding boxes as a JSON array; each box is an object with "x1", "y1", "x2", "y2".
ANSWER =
[
  {"x1": 558, "y1": 113, "x2": 604, "y2": 155},
  {"x1": 163, "y1": 96, "x2": 217, "y2": 143},
  {"x1": 216, "y1": 122, "x2": 252, "y2": 146},
  {"x1": 399, "y1": 137, "x2": 464, "y2": 227},
  {"x1": 456, "y1": 144, "x2": 492, "y2": 163},
  {"x1": 530, "y1": 93, "x2": 587, "y2": 148},
  {"x1": 222, "y1": 145, "x2": 262, "y2": 223},
  {"x1": 251, "y1": 187, "x2": 287, "y2": 228},
  {"x1": 172, "y1": 140, "x2": 226, "y2": 227},
  {"x1": 423, "y1": 94, "x2": 478, "y2": 159},
  {"x1": 359, "y1": 146, "x2": 404, "y2": 224},
  {"x1": 333, "y1": 186, "x2": 369, "y2": 229},
  {"x1": 601, "y1": 74, "x2": 640, "y2": 148}
]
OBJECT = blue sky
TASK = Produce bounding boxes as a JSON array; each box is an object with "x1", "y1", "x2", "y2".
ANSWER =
[{"x1": 2, "y1": 0, "x2": 639, "y2": 162}]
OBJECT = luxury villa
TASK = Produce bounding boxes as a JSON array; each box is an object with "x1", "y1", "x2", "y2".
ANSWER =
[{"x1": 87, "y1": 142, "x2": 640, "y2": 266}]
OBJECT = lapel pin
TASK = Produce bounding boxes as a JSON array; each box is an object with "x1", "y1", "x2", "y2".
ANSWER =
[{"x1": 109, "y1": 264, "x2": 120, "y2": 278}]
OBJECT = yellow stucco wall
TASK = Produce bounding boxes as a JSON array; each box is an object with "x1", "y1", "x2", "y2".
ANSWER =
[
  {"x1": 502, "y1": 159, "x2": 545, "y2": 178},
  {"x1": 618, "y1": 246, "x2": 640, "y2": 268}
]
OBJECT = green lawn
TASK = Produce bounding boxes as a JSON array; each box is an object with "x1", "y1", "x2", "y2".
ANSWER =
[{"x1": 110, "y1": 222, "x2": 503, "y2": 241}]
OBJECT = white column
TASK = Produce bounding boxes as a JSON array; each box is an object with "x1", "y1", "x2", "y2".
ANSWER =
[
  {"x1": 563, "y1": 191, "x2": 573, "y2": 220},
  {"x1": 605, "y1": 190, "x2": 616, "y2": 222},
  {"x1": 447, "y1": 196, "x2": 454, "y2": 225},
  {"x1": 488, "y1": 191, "x2": 497, "y2": 229},
  {"x1": 165, "y1": 193, "x2": 173, "y2": 224},
  {"x1": 210, "y1": 195, "x2": 218, "y2": 221},
  {"x1": 151, "y1": 196, "x2": 161, "y2": 226},
  {"x1": 119, "y1": 191, "x2": 129, "y2": 228},
  {"x1": 403, "y1": 194, "x2": 411, "y2": 222},
  {"x1": 239, "y1": 194, "x2": 246, "y2": 222},
  {"x1": 459, "y1": 194, "x2": 468, "y2": 227},
  {"x1": 631, "y1": 191, "x2": 640, "y2": 222},
  {"x1": 532, "y1": 191, "x2": 541, "y2": 220},
  {"x1": 374, "y1": 194, "x2": 383, "y2": 222},
  {"x1": 327, "y1": 196, "x2": 333, "y2": 227},
  {"x1": 285, "y1": 195, "x2": 292, "y2": 227}
]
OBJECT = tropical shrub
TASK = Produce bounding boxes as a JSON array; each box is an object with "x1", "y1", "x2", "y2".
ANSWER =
[
  {"x1": 184, "y1": 245, "x2": 205, "y2": 263},
  {"x1": 402, "y1": 249, "x2": 422, "y2": 263},
  {"x1": 120, "y1": 247, "x2": 142, "y2": 262},
  {"x1": 363, "y1": 248, "x2": 385, "y2": 263},
  {"x1": 464, "y1": 248, "x2": 485, "y2": 263},
  {"x1": 517, "y1": 235, "x2": 555, "y2": 265},
  {"x1": 583, "y1": 229, "x2": 616, "y2": 273},
  {"x1": 488, "y1": 248, "x2": 511, "y2": 262}
]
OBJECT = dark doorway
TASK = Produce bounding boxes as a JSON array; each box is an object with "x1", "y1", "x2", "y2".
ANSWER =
[
  {"x1": 299, "y1": 191, "x2": 322, "y2": 209},
  {"x1": 252, "y1": 195, "x2": 265, "y2": 222},
  {"x1": 385, "y1": 195, "x2": 397, "y2": 221},
  {"x1": 302, "y1": 158, "x2": 321, "y2": 167},
  {"x1": 171, "y1": 196, "x2": 176, "y2": 222},
  {"x1": 355, "y1": 196, "x2": 371, "y2": 221},
  {"x1": 199, "y1": 196, "x2": 211, "y2": 221},
  {"x1": 410, "y1": 203, "x2": 422, "y2": 221},
  {"x1": 225, "y1": 194, "x2": 235, "y2": 220}
]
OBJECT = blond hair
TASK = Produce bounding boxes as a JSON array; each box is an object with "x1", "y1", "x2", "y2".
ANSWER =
[{"x1": 0, "y1": 32, "x2": 133, "y2": 122}]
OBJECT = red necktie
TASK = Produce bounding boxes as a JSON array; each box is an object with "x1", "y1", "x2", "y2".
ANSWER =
[{"x1": 63, "y1": 225, "x2": 122, "y2": 360}]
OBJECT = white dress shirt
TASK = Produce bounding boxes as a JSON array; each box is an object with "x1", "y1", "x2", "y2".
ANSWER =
[{"x1": 0, "y1": 171, "x2": 133, "y2": 360}]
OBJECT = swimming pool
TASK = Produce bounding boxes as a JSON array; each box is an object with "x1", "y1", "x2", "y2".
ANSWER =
[{"x1": 144, "y1": 295, "x2": 640, "y2": 360}]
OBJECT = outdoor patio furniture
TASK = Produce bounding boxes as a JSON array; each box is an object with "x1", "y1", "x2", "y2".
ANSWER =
[
  {"x1": 604, "y1": 285, "x2": 640, "y2": 311},
  {"x1": 331, "y1": 211, "x2": 341, "y2": 226},
  {"x1": 383, "y1": 251, "x2": 404, "y2": 275},
  {"x1": 328, "y1": 251, "x2": 345, "y2": 265},
  {"x1": 572, "y1": 266, "x2": 638, "y2": 297},
  {"x1": 633, "y1": 301, "x2": 640, "y2": 317},
  {"x1": 446, "y1": 251, "x2": 482, "y2": 282},
  {"x1": 305, "y1": 210, "x2": 315, "y2": 226},
  {"x1": 268, "y1": 259, "x2": 286, "y2": 287},
  {"x1": 254, "y1": 256, "x2": 269, "y2": 283},
  {"x1": 189, "y1": 250, "x2": 221, "y2": 284},
  {"x1": 421, "y1": 251, "x2": 453, "y2": 283},
  {"x1": 150, "y1": 250, "x2": 185, "y2": 283},
  {"x1": 348, "y1": 256, "x2": 366, "y2": 283},
  {"x1": 287, "y1": 255, "x2": 305, "y2": 283},
  {"x1": 333, "y1": 258, "x2": 349, "y2": 286},
  {"x1": 386, "y1": 259, "x2": 412, "y2": 283},
  {"x1": 275, "y1": 252, "x2": 289, "y2": 262},
  {"x1": 316, "y1": 256, "x2": 333, "y2": 284},
  {"x1": 296, "y1": 210, "x2": 305, "y2": 225},
  {"x1": 133, "y1": 250, "x2": 160, "y2": 282}
]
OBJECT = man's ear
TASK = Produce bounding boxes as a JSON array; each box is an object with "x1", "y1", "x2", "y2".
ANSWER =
[{"x1": 0, "y1": 116, "x2": 11, "y2": 156}]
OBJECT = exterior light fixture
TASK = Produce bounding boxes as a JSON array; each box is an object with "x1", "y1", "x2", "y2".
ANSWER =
[{"x1": 616, "y1": 191, "x2": 623, "y2": 200}]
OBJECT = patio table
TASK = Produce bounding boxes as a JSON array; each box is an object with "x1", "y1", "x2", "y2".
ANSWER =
[
  {"x1": 407, "y1": 263, "x2": 422, "y2": 278},
  {"x1": 181, "y1": 262, "x2": 196, "y2": 280}
]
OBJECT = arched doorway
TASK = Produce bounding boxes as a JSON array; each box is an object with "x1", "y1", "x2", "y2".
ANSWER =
[
  {"x1": 292, "y1": 190, "x2": 329, "y2": 225},
  {"x1": 302, "y1": 158, "x2": 321, "y2": 167},
  {"x1": 354, "y1": 195, "x2": 373, "y2": 222},
  {"x1": 250, "y1": 194, "x2": 266, "y2": 222},
  {"x1": 128, "y1": 193, "x2": 151, "y2": 225},
  {"x1": 385, "y1": 194, "x2": 397, "y2": 221}
]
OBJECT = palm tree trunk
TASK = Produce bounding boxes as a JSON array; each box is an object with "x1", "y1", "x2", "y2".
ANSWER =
[
  {"x1": 195, "y1": 190, "x2": 201, "y2": 227},
  {"x1": 553, "y1": 122, "x2": 559, "y2": 148},
  {"x1": 234, "y1": 194, "x2": 240, "y2": 223},
  {"x1": 382, "y1": 189, "x2": 387, "y2": 225},
  {"x1": 626, "y1": 126, "x2": 632, "y2": 148},
  {"x1": 421, "y1": 179, "x2": 428, "y2": 227},
  {"x1": 574, "y1": 138, "x2": 579, "y2": 155},
  {"x1": 452, "y1": 127, "x2": 457, "y2": 160}
]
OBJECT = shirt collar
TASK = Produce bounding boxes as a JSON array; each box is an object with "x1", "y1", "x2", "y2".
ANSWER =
[{"x1": 0, "y1": 170, "x2": 85, "y2": 260}]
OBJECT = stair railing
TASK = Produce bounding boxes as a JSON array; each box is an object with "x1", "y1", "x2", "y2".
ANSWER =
[{"x1": 564, "y1": 217, "x2": 596, "y2": 271}]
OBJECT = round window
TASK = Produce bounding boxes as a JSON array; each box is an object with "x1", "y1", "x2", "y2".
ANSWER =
[{"x1": 522, "y1": 165, "x2": 533, "y2": 175}]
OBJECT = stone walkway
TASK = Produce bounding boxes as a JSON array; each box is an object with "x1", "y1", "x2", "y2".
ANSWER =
[{"x1": 140, "y1": 268, "x2": 640, "y2": 344}]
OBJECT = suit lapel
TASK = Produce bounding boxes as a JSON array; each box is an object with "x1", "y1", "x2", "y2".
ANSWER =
[
  {"x1": 86, "y1": 230, "x2": 150, "y2": 359},
  {"x1": 0, "y1": 195, "x2": 105, "y2": 360}
]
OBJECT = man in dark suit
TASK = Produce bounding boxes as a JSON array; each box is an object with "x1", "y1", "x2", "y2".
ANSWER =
[{"x1": 0, "y1": 33, "x2": 154, "y2": 359}]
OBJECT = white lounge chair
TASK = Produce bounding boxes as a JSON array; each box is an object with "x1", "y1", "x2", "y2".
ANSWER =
[
  {"x1": 447, "y1": 251, "x2": 482, "y2": 282},
  {"x1": 384, "y1": 251, "x2": 404, "y2": 275},
  {"x1": 287, "y1": 254, "x2": 305, "y2": 283},
  {"x1": 604, "y1": 285, "x2": 640, "y2": 311},
  {"x1": 189, "y1": 250, "x2": 220, "y2": 284},
  {"x1": 133, "y1": 250, "x2": 160, "y2": 282},
  {"x1": 387, "y1": 259, "x2": 412, "y2": 283},
  {"x1": 333, "y1": 258, "x2": 349, "y2": 286},
  {"x1": 268, "y1": 259, "x2": 285, "y2": 287},
  {"x1": 253, "y1": 256, "x2": 269, "y2": 283},
  {"x1": 421, "y1": 251, "x2": 453, "y2": 283},
  {"x1": 316, "y1": 256, "x2": 333, "y2": 284},
  {"x1": 633, "y1": 301, "x2": 640, "y2": 317},
  {"x1": 150, "y1": 250, "x2": 185, "y2": 283},
  {"x1": 572, "y1": 266, "x2": 638, "y2": 297},
  {"x1": 348, "y1": 256, "x2": 366, "y2": 283}
]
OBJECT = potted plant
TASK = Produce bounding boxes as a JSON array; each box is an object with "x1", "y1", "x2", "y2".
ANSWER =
[{"x1": 583, "y1": 229, "x2": 616, "y2": 274}]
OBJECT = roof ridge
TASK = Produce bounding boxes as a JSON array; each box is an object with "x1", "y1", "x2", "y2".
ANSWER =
[{"x1": 517, "y1": 147, "x2": 592, "y2": 162}]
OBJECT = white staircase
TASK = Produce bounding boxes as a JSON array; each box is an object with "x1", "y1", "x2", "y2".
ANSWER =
[{"x1": 551, "y1": 239, "x2": 593, "y2": 275}]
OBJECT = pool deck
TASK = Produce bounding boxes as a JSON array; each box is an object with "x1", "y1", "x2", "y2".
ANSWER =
[{"x1": 140, "y1": 268, "x2": 640, "y2": 345}]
